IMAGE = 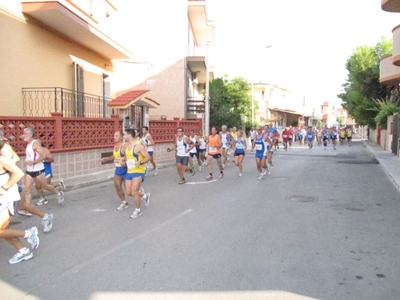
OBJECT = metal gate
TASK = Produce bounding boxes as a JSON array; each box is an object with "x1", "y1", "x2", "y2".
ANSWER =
[{"x1": 392, "y1": 114, "x2": 400, "y2": 155}]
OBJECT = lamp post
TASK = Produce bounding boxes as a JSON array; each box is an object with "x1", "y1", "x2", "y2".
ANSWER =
[{"x1": 251, "y1": 45, "x2": 273, "y2": 126}]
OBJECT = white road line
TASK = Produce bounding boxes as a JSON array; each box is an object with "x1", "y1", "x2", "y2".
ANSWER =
[{"x1": 185, "y1": 180, "x2": 217, "y2": 184}]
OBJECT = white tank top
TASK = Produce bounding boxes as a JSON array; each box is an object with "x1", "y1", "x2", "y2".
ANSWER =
[
  {"x1": 189, "y1": 136, "x2": 197, "y2": 153},
  {"x1": 26, "y1": 140, "x2": 44, "y2": 172},
  {"x1": 176, "y1": 136, "x2": 189, "y2": 157},
  {"x1": 199, "y1": 137, "x2": 206, "y2": 150},
  {"x1": 144, "y1": 134, "x2": 153, "y2": 152},
  {"x1": 221, "y1": 132, "x2": 229, "y2": 148}
]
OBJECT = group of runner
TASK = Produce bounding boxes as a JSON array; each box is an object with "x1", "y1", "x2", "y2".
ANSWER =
[
  {"x1": 169, "y1": 124, "x2": 278, "y2": 183},
  {"x1": 0, "y1": 128, "x2": 64, "y2": 264}
]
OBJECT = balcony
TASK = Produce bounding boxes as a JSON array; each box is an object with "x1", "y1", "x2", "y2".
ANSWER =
[
  {"x1": 186, "y1": 97, "x2": 205, "y2": 119},
  {"x1": 21, "y1": 0, "x2": 131, "y2": 59},
  {"x1": 188, "y1": 0, "x2": 214, "y2": 46},
  {"x1": 22, "y1": 87, "x2": 112, "y2": 118},
  {"x1": 380, "y1": 55, "x2": 400, "y2": 85},
  {"x1": 382, "y1": 0, "x2": 400, "y2": 12}
]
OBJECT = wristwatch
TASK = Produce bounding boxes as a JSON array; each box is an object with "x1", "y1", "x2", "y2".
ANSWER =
[{"x1": 1, "y1": 185, "x2": 9, "y2": 191}]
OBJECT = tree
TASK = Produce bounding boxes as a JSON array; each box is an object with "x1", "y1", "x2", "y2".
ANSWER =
[
  {"x1": 338, "y1": 37, "x2": 392, "y2": 127},
  {"x1": 209, "y1": 76, "x2": 253, "y2": 130}
]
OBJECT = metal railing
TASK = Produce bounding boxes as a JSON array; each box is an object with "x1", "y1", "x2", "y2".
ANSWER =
[
  {"x1": 186, "y1": 96, "x2": 205, "y2": 117},
  {"x1": 22, "y1": 87, "x2": 112, "y2": 118}
]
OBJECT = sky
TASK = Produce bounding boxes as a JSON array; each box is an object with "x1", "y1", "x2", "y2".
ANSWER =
[{"x1": 206, "y1": 0, "x2": 400, "y2": 112}]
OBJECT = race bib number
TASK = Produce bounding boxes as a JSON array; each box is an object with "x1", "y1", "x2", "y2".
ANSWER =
[
  {"x1": 209, "y1": 146, "x2": 217, "y2": 152},
  {"x1": 255, "y1": 144, "x2": 262, "y2": 151},
  {"x1": 177, "y1": 145, "x2": 185, "y2": 151},
  {"x1": 126, "y1": 160, "x2": 135, "y2": 169}
]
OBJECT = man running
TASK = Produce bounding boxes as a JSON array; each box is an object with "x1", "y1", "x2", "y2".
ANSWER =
[
  {"x1": 34, "y1": 140, "x2": 65, "y2": 206},
  {"x1": 249, "y1": 127, "x2": 256, "y2": 149},
  {"x1": 253, "y1": 126, "x2": 266, "y2": 180},
  {"x1": 23, "y1": 128, "x2": 64, "y2": 206},
  {"x1": 322, "y1": 126, "x2": 330, "y2": 150},
  {"x1": 0, "y1": 136, "x2": 53, "y2": 233},
  {"x1": 282, "y1": 127, "x2": 290, "y2": 151},
  {"x1": 233, "y1": 130, "x2": 247, "y2": 176},
  {"x1": 306, "y1": 127, "x2": 315, "y2": 150},
  {"x1": 169, "y1": 127, "x2": 196, "y2": 184},
  {"x1": 220, "y1": 125, "x2": 230, "y2": 168},
  {"x1": 347, "y1": 127, "x2": 353, "y2": 146},
  {"x1": 198, "y1": 131, "x2": 208, "y2": 167},
  {"x1": 0, "y1": 140, "x2": 40, "y2": 264},
  {"x1": 142, "y1": 126, "x2": 158, "y2": 175},
  {"x1": 101, "y1": 131, "x2": 129, "y2": 211},
  {"x1": 331, "y1": 126, "x2": 338, "y2": 150},
  {"x1": 206, "y1": 126, "x2": 224, "y2": 180},
  {"x1": 188, "y1": 130, "x2": 202, "y2": 172},
  {"x1": 123, "y1": 129, "x2": 150, "y2": 218}
]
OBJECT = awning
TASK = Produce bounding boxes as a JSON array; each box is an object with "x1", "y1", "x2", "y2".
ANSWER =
[{"x1": 108, "y1": 90, "x2": 160, "y2": 109}]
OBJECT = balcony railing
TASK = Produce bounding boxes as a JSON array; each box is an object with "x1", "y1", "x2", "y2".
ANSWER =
[
  {"x1": 22, "y1": 87, "x2": 112, "y2": 118},
  {"x1": 187, "y1": 96, "x2": 205, "y2": 117}
]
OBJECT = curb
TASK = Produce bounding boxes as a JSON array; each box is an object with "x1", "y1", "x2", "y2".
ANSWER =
[{"x1": 363, "y1": 140, "x2": 400, "y2": 192}]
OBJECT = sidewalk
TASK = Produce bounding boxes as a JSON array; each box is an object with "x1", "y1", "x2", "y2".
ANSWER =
[
  {"x1": 363, "y1": 139, "x2": 400, "y2": 192},
  {"x1": 59, "y1": 160, "x2": 176, "y2": 192}
]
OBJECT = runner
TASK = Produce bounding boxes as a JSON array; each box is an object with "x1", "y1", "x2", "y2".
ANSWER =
[
  {"x1": 288, "y1": 126, "x2": 294, "y2": 147},
  {"x1": 249, "y1": 127, "x2": 256, "y2": 149},
  {"x1": 101, "y1": 131, "x2": 129, "y2": 211},
  {"x1": 141, "y1": 126, "x2": 158, "y2": 175},
  {"x1": 0, "y1": 140, "x2": 40, "y2": 264},
  {"x1": 198, "y1": 131, "x2": 208, "y2": 167},
  {"x1": 23, "y1": 128, "x2": 64, "y2": 207},
  {"x1": 322, "y1": 126, "x2": 330, "y2": 150},
  {"x1": 233, "y1": 130, "x2": 247, "y2": 176},
  {"x1": 168, "y1": 127, "x2": 196, "y2": 184},
  {"x1": 0, "y1": 136, "x2": 54, "y2": 233},
  {"x1": 316, "y1": 127, "x2": 323, "y2": 146},
  {"x1": 122, "y1": 128, "x2": 150, "y2": 218},
  {"x1": 306, "y1": 126, "x2": 315, "y2": 150},
  {"x1": 339, "y1": 127, "x2": 346, "y2": 146},
  {"x1": 219, "y1": 125, "x2": 230, "y2": 168},
  {"x1": 188, "y1": 130, "x2": 202, "y2": 172},
  {"x1": 263, "y1": 125, "x2": 274, "y2": 173},
  {"x1": 206, "y1": 126, "x2": 224, "y2": 180},
  {"x1": 34, "y1": 140, "x2": 65, "y2": 206},
  {"x1": 347, "y1": 127, "x2": 353, "y2": 146},
  {"x1": 252, "y1": 126, "x2": 266, "y2": 180},
  {"x1": 331, "y1": 126, "x2": 338, "y2": 150},
  {"x1": 282, "y1": 127, "x2": 291, "y2": 151}
]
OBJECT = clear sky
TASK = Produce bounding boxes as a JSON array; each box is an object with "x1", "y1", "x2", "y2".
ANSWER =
[{"x1": 206, "y1": 0, "x2": 400, "y2": 112}]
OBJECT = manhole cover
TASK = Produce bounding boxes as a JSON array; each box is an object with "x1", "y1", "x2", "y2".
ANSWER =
[{"x1": 288, "y1": 195, "x2": 316, "y2": 202}]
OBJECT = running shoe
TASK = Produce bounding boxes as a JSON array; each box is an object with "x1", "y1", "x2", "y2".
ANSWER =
[
  {"x1": 117, "y1": 201, "x2": 129, "y2": 211},
  {"x1": 178, "y1": 179, "x2": 186, "y2": 184},
  {"x1": 199, "y1": 166, "x2": 202, "y2": 172},
  {"x1": 59, "y1": 179, "x2": 66, "y2": 191},
  {"x1": 143, "y1": 193, "x2": 150, "y2": 207},
  {"x1": 190, "y1": 168, "x2": 195, "y2": 176},
  {"x1": 153, "y1": 168, "x2": 158, "y2": 176},
  {"x1": 258, "y1": 174, "x2": 263, "y2": 180},
  {"x1": 239, "y1": 173, "x2": 242, "y2": 177},
  {"x1": 18, "y1": 210, "x2": 32, "y2": 217},
  {"x1": 219, "y1": 173, "x2": 224, "y2": 179},
  {"x1": 130, "y1": 210, "x2": 143, "y2": 219},
  {"x1": 26, "y1": 226, "x2": 39, "y2": 250},
  {"x1": 42, "y1": 213, "x2": 53, "y2": 233},
  {"x1": 36, "y1": 198, "x2": 48, "y2": 206},
  {"x1": 139, "y1": 187, "x2": 145, "y2": 195},
  {"x1": 205, "y1": 175, "x2": 213, "y2": 180},
  {"x1": 9, "y1": 249, "x2": 33, "y2": 264},
  {"x1": 57, "y1": 191, "x2": 64, "y2": 205}
]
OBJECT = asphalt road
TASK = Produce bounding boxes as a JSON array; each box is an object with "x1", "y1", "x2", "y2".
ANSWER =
[{"x1": 1, "y1": 140, "x2": 400, "y2": 300}]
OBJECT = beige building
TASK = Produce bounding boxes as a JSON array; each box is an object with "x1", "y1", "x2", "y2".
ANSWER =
[
  {"x1": 0, "y1": 0, "x2": 214, "y2": 127},
  {"x1": 250, "y1": 83, "x2": 304, "y2": 127}
]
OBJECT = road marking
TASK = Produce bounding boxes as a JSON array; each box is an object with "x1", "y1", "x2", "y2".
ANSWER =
[{"x1": 186, "y1": 180, "x2": 217, "y2": 184}]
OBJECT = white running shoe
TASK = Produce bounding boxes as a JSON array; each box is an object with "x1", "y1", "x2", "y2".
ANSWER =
[
  {"x1": 18, "y1": 210, "x2": 32, "y2": 217},
  {"x1": 139, "y1": 187, "x2": 145, "y2": 195},
  {"x1": 258, "y1": 174, "x2": 263, "y2": 180},
  {"x1": 130, "y1": 210, "x2": 143, "y2": 219},
  {"x1": 42, "y1": 213, "x2": 53, "y2": 233},
  {"x1": 199, "y1": 166, "x2": 202, "y2": 172},
  {"x1": 143, "y1": 193, "x2": 150, "y2": 207},
  {"x1": 57, "y1": 192, "x2": 64, "y2": 205},
  {"x1": 153, "y1": 168, "x2": 158, "y2": 176},
  {"x1": 9, "y1": 249, "x2": 33, "y2": 264},
  {"x1": 239, "y1": 173, "x2": 242, "y2": 177},
  {"x1": 59, "y1": 179, "x2": 66, "y2": 191},
  {"x1": 26, "y1": 226, "x2": 39, "y2": 249},
  {"x1": 117, "y1": 201, "x2": 129, "y2": 211},
  {"x1": 36, "y1": 198, "x2": 48, "y2": 206}
]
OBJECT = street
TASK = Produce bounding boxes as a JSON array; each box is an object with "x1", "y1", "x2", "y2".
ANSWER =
[{"x1": 1, "y1": 140, "x2": 400, "y2": 300}]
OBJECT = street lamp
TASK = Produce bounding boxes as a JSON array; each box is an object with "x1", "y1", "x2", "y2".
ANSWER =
[{"x1": 251, "y1": 45, "x2": 273, "y2": 125}]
